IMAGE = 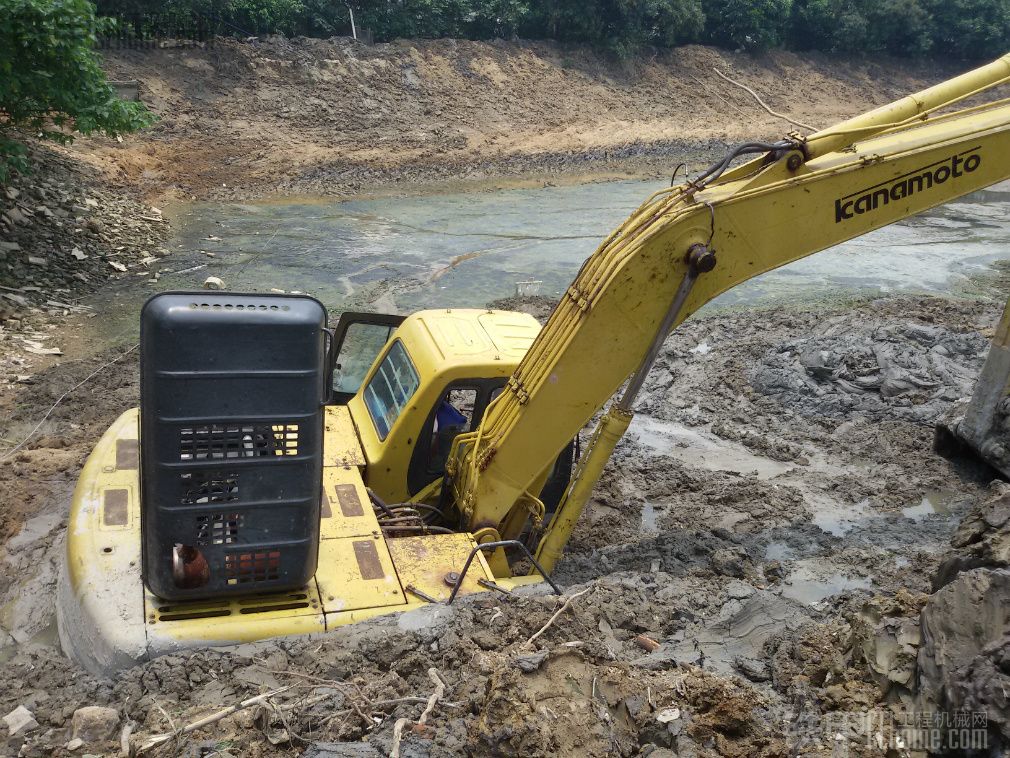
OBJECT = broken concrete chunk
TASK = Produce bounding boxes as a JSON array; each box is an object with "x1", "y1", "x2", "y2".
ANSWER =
[
  {"x1": 71, "y1": 705, "x2": 120, "y2": 743},
  {"x1": 3, "y1": 705, "x2": 38, "y2": 737},
  {"x1": 71, "y1": 247, "x2": 87, "y2": 260},
  {"x1": 203, "y1": 276, "x2": 225, "y2": 290},
  {"x1": 0, "y1": 241, "x2": 20, "y2": 253},
  {"x1": 108, "y1": 260, "x2": 127, "y2": 272},
  {"x1": 27, "y1": 256, "x2": 47, "y2": 267}
]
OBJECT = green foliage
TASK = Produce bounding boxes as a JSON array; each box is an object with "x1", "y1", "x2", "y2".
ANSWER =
[
  {"x1": 526, "y1": 0, "x2": 704, "y2": 57},
  {"x1": 922, "y1": 0, "x2": 1010, "y2": 60},
  {"x1": 89, "y1": 0, "x2": 1010, "y2": 61},
  {"x1": 702, "y1": 0, "x2": 790, "y2": 50},
  {"x1": 226, "y1": 0, "x2": 304, "y2": 35},
  {"x1": 788, "y1": 0, "x2": 932, "y2": 55},
  {"x1": 0, "y1": 0, "x2": 154, "y2": 181}
]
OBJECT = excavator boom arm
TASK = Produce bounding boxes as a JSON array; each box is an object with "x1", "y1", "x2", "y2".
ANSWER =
[{"x1": 449, "y1": 54, "x2": 1010, "y2": 546}]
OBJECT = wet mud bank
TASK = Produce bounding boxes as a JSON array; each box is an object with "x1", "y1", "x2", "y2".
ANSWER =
[{"x1": 1, "y1": 291, "x2": 1007, "y2": 755}]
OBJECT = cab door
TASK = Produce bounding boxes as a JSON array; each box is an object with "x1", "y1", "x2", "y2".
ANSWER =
[{"x1": 330, "y1": 312, "x2": 405, "y2": 405}]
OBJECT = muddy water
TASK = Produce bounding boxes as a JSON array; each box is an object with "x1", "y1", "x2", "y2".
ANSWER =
[{"x1": 91, "y1": 178, "x2": 1010, "y2": 338}]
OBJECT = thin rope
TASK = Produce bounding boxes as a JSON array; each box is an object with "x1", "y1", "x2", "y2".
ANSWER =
[{"x1": 1, "y1": 343, "x2": 139, "y2": 461}]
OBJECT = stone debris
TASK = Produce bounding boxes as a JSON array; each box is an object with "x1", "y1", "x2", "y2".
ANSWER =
[
  {"x1": 71, "y1": 705, "x2": 120, "y2": 743},
  {"x1": 0, "y1": 143, "x2": 169, "y2": 324},
  {"x1": 203, "y1": 275, "x2": 225, "y2": 290},
  {"x1": 751, "y1": 318, "x2": 987, "y2": 424},
  {"x1": 3, "y1": 705, "x2": 38, "y2": 737}
]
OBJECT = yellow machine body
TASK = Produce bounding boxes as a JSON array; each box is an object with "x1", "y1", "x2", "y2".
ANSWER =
[{"x1": 58, "y1": 310, "x2": 546, "y2": 674}]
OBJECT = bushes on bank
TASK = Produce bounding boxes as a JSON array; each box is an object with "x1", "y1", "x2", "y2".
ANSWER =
[
  {"x1": 0, "y1": 0, "x2": 154, "y2": 182},
  {"x1": 90, "y1": 0, "x2": 1010, "y2": 60}
]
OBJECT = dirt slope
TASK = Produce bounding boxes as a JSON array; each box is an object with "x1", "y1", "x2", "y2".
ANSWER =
[{"x1": 83, "y1": 39, "x2": 965, "y2": 202}]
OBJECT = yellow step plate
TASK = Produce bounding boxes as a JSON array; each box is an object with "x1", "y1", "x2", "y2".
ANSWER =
[
  {"x1": 320, "y1": 466, "x2": 381, "y2": 540},
  {"x1": 145, "y1": 584, "x2": 327, "y2": 653},
  {"x1": 316, "y1": 533, "x2": 407, "y2": 615},
  {"x1": 387, "y1": 533, "x2": 493, "y2": 604}
]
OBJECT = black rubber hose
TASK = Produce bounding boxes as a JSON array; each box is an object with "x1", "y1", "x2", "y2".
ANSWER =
[{"x1": 367, "y1": 488, "x2": 394, "y2": 517}]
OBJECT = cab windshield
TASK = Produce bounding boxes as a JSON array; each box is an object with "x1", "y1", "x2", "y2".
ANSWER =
[{"x1": 363, "y1": 340, "x2": 420, "y2": 439}]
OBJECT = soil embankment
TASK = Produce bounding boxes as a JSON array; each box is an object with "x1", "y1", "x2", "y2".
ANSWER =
[
  {"x1": 86, "y1": 39, "x2": 962, "y2": 202},
  {"x1": 1, "y1": 39, "x2": 1008, "y2": 756}
]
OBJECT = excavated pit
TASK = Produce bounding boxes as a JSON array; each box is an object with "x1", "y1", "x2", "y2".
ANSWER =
[{"x1": 1, "y1": 289, "x2": 1006, "y2": 756}]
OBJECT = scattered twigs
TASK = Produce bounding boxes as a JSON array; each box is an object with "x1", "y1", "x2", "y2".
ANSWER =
[
  {"x1": 524, "y1": 587, "x2": 592, "y2": 648},
  {"x1": 389, "y1": 668, "x2": 446, "y2": 758},
  {"x1": 389, "y1": 718, "x2": 412, "y2": 758},
  {"x1": 137, "y1": 686, "x2": 294, "y2": 754},
  {"x1": 713, "y1": 68, "x2": 818, "y2": 132},
  {"x1": 417, "y1": 668, "x2": 446, "y2": 726}
]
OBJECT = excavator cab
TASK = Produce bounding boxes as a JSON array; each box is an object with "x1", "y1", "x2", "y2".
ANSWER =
[{"x1": 327, "y1": 307, "x2": 573, "y2": 509}]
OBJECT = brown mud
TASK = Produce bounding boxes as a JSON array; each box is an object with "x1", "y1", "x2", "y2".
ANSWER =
[{"x1": 1, "y1": 291, "x2": 1006, "y2": 756}]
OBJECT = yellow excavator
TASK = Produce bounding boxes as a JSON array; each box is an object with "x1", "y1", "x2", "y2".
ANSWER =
[{"x1": 58, "y1": 53, "x2": 1010, "y2": 675}]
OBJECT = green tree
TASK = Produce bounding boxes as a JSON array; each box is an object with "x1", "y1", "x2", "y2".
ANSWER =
[
  {"x1": 789, "y1": 0, "x2": 931, "y2": 55},
  {"x1": 0, "y1": 0, "x2": 155, "y2": 182},
  {"x1": 526, "y1": 0, "x2": 704, "y2": 57},
  {"x1": 702, "y1": 0, "x2": 790, "y2": 50},
  {"x1": 923, "y1": 0, "x2": 1010, "y2": 59},
  {"x1": 227, "y1": 0, "x2": 304, "y2": 34}
]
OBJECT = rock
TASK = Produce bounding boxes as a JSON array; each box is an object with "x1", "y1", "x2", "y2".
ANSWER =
[
  {"x1": 65, "y1": 737, "x2": 84, "y2": 751},
  {"x1": 70, "y1": 247, "x2": 87, "y2": 260},
  {"x1": 203, "y1": 276, "x2": 225, "y2": 290},
  {"x1": 656, "y1": 707, "x2": 681, "y2": 723},
  {"x1": 71, "y1": 706, "x2": 119, "y2": 743},
  {"x1": 917, "y1": 568, "x2": 1010, "y2": 720},
  {"x1": 734, "y1": 656, "x2": 771, "y2": 682},
  {"x1": 27, "y1": 256, "x2": 47, "y2": 267},
  {"x1": 108, "y1": 260, "x2": 127, "y2": 272},
  {"x1": 934, "y1": 490, "x2": 1010, "y2": 590},
  {"x1": 514, "y1": 650, "x2": 549, "y2": 672},
  {"x1": 3, "y1": 705, "x2": 38, "y2": 737},
  {"x1": 4, "y1": 187, "x2": 19, "y2": 200},
  {"x1": 0, "y1": 241, "x2": 20, "y2": 253},
  {"x1": 3, "y1": 207, "x2": 27, "y2": 225},
  {"x1": 710, "y1": 547, "x2": 751, "y2": 578},
  {"x1": 849, "y1": 594, "x2": 924, "y2": 699},
  {"x1": 725, "y1": 580, "x2": 755, "y2": 599}
]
